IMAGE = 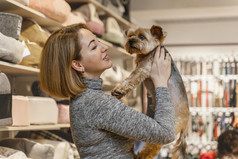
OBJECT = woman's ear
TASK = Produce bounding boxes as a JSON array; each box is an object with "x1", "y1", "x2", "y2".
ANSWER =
[{"x1": 71, "y1": 60, "x2": 85, "y2": 73}]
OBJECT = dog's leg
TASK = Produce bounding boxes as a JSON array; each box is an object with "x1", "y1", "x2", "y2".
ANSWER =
[
  {"x1": 136, "y1": 143, "x2": 162, "y2": 159},
  {"x1": 111, "y1": 55, "x2": 153, "y2": 99}
]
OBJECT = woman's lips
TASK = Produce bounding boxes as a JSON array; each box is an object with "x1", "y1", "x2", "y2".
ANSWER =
[{"x1": 103, "y1": 54, "x2": 110, "y2": 61}]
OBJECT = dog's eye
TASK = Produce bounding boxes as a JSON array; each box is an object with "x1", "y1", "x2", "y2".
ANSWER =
[{"x1": 138, "y1": 34, "x2": 145, "y2": 40}]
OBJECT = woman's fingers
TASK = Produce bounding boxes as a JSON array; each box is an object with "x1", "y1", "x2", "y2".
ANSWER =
[
  {"x1": 154, "y1": 46, "x2": 160, "y2": 60},
  {"x1": 160, "y1": 46, "x2": 165, "y2": 60}
]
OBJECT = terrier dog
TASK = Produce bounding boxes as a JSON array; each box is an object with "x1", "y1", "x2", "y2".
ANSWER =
[{"x1": 111, "y1": 25, "x2": 190, "y2": 159}]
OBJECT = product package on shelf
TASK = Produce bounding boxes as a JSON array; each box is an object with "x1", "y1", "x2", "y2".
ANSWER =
[
  {"x1": 102, "y1": 17, "x2": 124, "y2": 47},
  {"x1": 0, "y1": 71, "x2": 12, "y2": 126}
]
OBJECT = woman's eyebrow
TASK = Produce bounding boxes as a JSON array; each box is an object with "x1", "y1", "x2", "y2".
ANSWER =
[{"x1": 88, "y1": 39, "x2": 95, "y2": 47}]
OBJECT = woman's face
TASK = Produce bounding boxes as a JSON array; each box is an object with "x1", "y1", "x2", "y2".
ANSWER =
[{"x1": 78, "y1": 29, "x2": 112, "y2": 78}]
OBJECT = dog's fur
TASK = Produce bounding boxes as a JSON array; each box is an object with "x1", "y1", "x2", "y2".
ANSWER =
[{"x1": 111, "y1": 25, "x2": 190, "y2": 159}]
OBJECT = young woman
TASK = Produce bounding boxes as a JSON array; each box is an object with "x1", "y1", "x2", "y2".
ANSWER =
[{"x1": 40, "y1": 23, "x2": 175, "y2": 159}]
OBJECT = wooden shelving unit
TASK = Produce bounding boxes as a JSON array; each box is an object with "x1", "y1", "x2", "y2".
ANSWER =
[
  {"x1": 0, "y1": 124, "x2": 70, "y2": 132},
  {"x1": 66, "y1": 0, "x2": 133, "y2": 29},
  {"x1": 0, "y1": 0, "x2": 134, "y2": 134},
  {"x1": 0, "y1": 61, "x2": 39, "y2": 76},
  {"x1": 0, "y1": 0, "x2": 62, "y2": 31}
]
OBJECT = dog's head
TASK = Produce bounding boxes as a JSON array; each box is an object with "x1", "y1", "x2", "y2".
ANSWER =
[{"x1": 124, "y1": 25, "x2": 166, "y2": 55}]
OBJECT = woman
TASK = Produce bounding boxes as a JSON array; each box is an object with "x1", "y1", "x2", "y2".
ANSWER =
[{"x1": 40, "y1": 23, "x2": 175, "y2": 159}]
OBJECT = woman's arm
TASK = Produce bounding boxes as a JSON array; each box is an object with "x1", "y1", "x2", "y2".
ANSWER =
[{"x1": 84, "y1": 87, "x2": 175, "y2": 145}]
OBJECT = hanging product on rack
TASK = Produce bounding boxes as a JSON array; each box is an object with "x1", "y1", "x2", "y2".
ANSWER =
[
  {"x1": 177, "y1": 55, "x2": 238, "y2": 108},
  {"x1": 0, "y1": 71, "x2": 12, "y2": 126}
]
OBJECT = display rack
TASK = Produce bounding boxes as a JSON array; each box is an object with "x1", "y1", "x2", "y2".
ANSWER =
[
  {"x1": 0, "y1": 61, "x2": 39, "y2": 76},
  {"x1": 0, "y1": 0, "x2": 133, "y2": 59},
  {"x1": 0, "y1": 0, "x2": 134, "y2": 135},
  {"x1": 66, "y1": 0, "x2": 133, "y2": 29},
  {"x1": 0, "y1": 0, "x2": 62, "y2": 31},
  {"x1": 0, "y1": 124, "x2": 70, "y2": 132}
]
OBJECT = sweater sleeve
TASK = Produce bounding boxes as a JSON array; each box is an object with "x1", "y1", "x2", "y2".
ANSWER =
[{"x1": 84, "y1": 87, "x2": 175, "y2": 145}]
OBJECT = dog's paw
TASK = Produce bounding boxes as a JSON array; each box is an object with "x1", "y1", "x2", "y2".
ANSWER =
[
  {"x1": 135, "y1": 152, "x2": 154, "y2": 159},
  {"x1": 111, "y1": 86, "x2": 127, "y2": 99}
]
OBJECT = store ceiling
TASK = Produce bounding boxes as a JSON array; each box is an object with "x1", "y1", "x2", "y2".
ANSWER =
[
  {"x1": 129, "y1": 0, "x2": 238, "y2": 46},
  {"x1": 130, "y1": 0, "x2": 238, "y2": 28}
]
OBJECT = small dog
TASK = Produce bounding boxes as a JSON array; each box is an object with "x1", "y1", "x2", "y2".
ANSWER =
[{"x1": 111, "y1": 25, "x2": 190, "y2": 159}]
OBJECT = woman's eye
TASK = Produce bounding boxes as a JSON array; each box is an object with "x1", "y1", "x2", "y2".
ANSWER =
[
  {"x1": 92, "y1": 45, "x2": 97, "y2": 50},
  {"x1": 139, "y1": 34, "x2": 144, "y2": 40}
]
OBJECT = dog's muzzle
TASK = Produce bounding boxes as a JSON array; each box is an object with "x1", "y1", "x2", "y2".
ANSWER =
[{"x1": 129, "y1": 39, "x2": 136, "y2": 46}]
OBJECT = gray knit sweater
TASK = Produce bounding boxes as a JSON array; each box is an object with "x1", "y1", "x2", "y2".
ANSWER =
[{"x1": 70, "y1": 78, "x2": 175, "y2": 159}]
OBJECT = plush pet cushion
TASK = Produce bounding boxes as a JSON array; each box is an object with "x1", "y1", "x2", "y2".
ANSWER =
[
  {"x1": 16, "y1": 130, "x2": 80, "y2": 159},
  {"x1": 0, "y1": 71, "x2": 12, "y2": 126},
  {"x1": 34, "y1": 139, "x2": 73, "y2": 159},
  {"x1": 0, "y1": 146, "x2": 28, "y2": 159},
  {"x1": 101, "y1": 65, "x2": 130, "y2": 88},
  {"x1": 86, "y1": 21, "x2": 104, "y2": 37},
  {"x1": 19, "y1": 41, "x2": 42, "y2": 68},
  {"x1": 28, "y1": 96, "x2": 58, "y2": 125},
  {"x1": 28, "y1": 0, "x2": 71, "y2": 23},
  {"x1": 0, "y1": 32, "x2": 24, "y2": 64},
  {"x1": 12, "y1": 96, "x2": 30, "y2": 126},
  {"x1": 102, "y1": 17, "x2": 124, "y2": 46},
  {"x1": 0, "y1": 138, "x2": 54, "y2": 159},
  {"x1": 19, "y1": 19, "x2": 49, "y2": 68},
  {"x1": 63, "y1": 12, "x2": 86, "y2": 26},
  {"x1": 57, "y1": 104, "x2": 70, "y2": 124},
  {"x1": 0, "y1": 12, "x2": 22, "y2": 39},
  {"x1": 76, "y1": 3, "x2": 104, "y2": 36},
  {"x1": 20, "y1": 19, "x2": 49, "y2": 47}
]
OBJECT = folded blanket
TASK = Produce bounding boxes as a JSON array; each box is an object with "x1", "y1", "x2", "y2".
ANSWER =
[
  {"x1": 0, "y1": 12, "x2": 22, "y2": 39},
  {"x1": 0, "y1": 32, "x2": 24, "y2": 64}
]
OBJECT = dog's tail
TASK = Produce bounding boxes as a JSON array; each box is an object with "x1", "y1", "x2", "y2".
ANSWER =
[{"x1": 171, "y1": 122, "x2": 189, "y2": 159}]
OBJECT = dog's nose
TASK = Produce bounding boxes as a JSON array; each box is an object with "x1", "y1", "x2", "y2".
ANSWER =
[{"x1": 129, "y1": 39, "x2": 135, "y2": 46}]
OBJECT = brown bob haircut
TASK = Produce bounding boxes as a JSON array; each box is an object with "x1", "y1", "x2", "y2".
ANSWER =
[{"x1": 40, "y1": 23, "x2": 90, "y2": 98}]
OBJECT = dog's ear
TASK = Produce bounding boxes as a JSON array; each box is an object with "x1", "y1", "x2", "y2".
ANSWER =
[
  {"x1": 150, "y1": 25, "x2": 165, "y2": 42},
  {"x1": 124, "y1": 29, "x2": 129, "y2": 36}
]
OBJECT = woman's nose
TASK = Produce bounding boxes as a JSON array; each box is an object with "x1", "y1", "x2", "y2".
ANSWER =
[{"x1": 100, "y1": 43, "x2": 108, "y2": 53}]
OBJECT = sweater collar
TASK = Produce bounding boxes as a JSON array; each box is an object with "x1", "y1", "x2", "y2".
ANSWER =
[{"x1": 84, "y1": 78, "x2": 103, "y2": 90}]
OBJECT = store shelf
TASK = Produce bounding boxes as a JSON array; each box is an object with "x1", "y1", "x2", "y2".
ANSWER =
[
  {"x1": 99, "y1": 38, "x2": 134, "y2": 59},
  {"x1": 0, "y1": 60, "x2": 39, "y2": 76},
  {"x1": 189, "y1": 107, "x2": 238, "y2": 114},
  {"x1": 0, "y1": 0, "x2": 63, "y2": 31},
  {"x1": 0, "y1": 124, "x2": 70, "y2": 132},
  {"x1": 182, "y1": 74, "x2": 238, "y2": 81},
  {"x1": 66, "y1": 0, "x2": 133, "y2": 29}
]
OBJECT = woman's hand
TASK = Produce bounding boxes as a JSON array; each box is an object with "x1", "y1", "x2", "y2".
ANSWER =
[{"x1": 150, "y1": 46, "x2": 171, "y2": 88}]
